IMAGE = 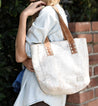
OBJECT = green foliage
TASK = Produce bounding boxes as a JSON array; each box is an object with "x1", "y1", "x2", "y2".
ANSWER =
[
  {"x1": 0, "y1": 0, "x2": 98, "y2": 106},
  {"x1": 64, "y1": 0, "x2": 98, "y2": 22},
  {"x1": 0, "y1": 0, "x2": 1, "y2": 8},
  {"x1": 0, "y1": 0, "x2": 28, "y2": 105}
]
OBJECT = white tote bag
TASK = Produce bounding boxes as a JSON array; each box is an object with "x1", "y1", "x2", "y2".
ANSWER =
[{"x1": 30, "y1": 6, "x2": 90, "y2": 95}]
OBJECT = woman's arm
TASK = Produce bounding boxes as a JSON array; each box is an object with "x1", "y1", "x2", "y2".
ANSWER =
[
  {"x1": 15, "y1": 1, "x2": 46, "y2": 63},
  {"x1": 15, "y1": 12, "x2": 28, "y2": 63}
]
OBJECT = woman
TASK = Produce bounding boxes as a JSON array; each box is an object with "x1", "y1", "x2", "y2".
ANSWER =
[{"x1": 14, "y1": 0, "x2": 68, "y2": 106}]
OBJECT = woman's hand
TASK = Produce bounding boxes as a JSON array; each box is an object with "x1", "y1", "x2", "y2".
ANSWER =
[
  {"x1": 22, "y1": 0, "x2": 46, "y2": 18},
  {"x1": 23, "y1": 58, "x2": 35, "y2": 72}
]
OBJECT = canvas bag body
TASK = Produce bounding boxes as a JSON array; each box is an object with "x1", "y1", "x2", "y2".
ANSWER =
[{"x1": 30, "y1": 6, "x2": 90, "y2": 95}]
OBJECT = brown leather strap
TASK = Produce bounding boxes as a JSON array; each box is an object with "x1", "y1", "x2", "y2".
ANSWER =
[
  {"x1": 44, "y1": 6, "x2": 77, "y2": 55},
  {"x1": 44, "y1": 36, "x2": 54, "y2": 56}
]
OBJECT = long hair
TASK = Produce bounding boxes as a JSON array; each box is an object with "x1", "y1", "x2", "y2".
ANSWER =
[{"x1": 27, "y1": 0, "x2": 60, "y2": 32}]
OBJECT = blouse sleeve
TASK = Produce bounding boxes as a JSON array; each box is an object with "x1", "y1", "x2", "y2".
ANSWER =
[{"x1": 25, "y1": 7, "x2": 58, "y2": 58}]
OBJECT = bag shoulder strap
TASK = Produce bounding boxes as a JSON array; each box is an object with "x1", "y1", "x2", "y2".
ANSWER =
[{"x1": 44, "y1": 6, "x2": 77, "y2": 55}]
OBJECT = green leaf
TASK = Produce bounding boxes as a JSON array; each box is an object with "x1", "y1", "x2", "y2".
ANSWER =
[
  {"x1": 0, "y1": 0, "x2": 1, "y2": 8},
  {"x1": 15, "y1": 0, "x2": 19, "y2": 7},
  {"x1": 0, "y1": 93, "x2": 6, "y2": 101}
]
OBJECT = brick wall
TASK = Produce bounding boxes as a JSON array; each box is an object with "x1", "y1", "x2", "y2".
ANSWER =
[{"x1": 65, "y1": 22, "x2": 98, "y2": 106}]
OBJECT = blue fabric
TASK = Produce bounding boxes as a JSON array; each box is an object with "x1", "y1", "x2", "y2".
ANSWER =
[{"x1": 12, "y1": 67, "x2": 26, "y2": 93}]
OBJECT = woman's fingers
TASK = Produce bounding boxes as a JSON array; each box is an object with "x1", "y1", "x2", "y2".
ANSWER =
[
  {"x1": 36, "y1": 5, "x2": 45, "y2": 11},
  {"x1": 26, "y1": 59, "x2": 34, "y2": 71},
  {"x1": 33, "y1": 1, "x2": 46, "y2": 13},
  {"x1": 35, "y1": 1, "x2": 46, "y2": 6},
  {"x1": 27, "y1": 65, "x2": 34, "y2": 72},
  {"x1": 23, "y1": 58, "x2": 35, "y2": 72},
  {"x1": 28, "y1": 67, "x2": 34, "y2": 72}
]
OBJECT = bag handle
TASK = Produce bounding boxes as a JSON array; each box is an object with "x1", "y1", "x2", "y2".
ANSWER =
[{"x1": 44, "y1": 6, "x2": 77, "y2": 56}]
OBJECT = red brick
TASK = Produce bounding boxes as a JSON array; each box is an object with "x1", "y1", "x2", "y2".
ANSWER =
[
  {"x1": 89, "y1": 55, "x2": 98, "y2": 65},
  {"x1": 80, "y1": 104, "x2": 87, "y2": 106},
  {"x1": 69, "y1": 22, "x2": 76, "y2": 32},
  {"x1": 94, "y1": 66, "x2": 98, "y2": 75},
  {"x1": 94, "y1": 44, "x2": 98, "y2": 53},
  {"x1": 87, "y1": 99, "x2": 98, "y2": 106},
  {"x1": 94, "y1": 34, "x2": 98, "y2": 43},
  {"x1": 67, "y1": 93, "x2": 79, "y2": 104},
  {"x1": 67, "y1": 99, "x2": 98, "y2": 106},
  {"x1": 89, "y1": 67, "x2": 92, "y2": 76},
  {"x1": 88, "y1": 44, "x2": 93, "y2": 54},
  {"x1": 89, "y1": 77, "x2": 98, "y2": 87},
  {"x1": 66, "y1": 105, "x2": 77, "y2": 106},
  {"x1": 95, "y1": 88, "x2": 98, "y2": 97},
  {"x1": 80, "y1": 99, "x2": 98, "y2": 106},
  {"x1": 92, "y1": 22, "x2": 98, "y2": 31},
  {"x1": 67, "y1": 90, "x2": 94, "y2": 104},
  {"x1": 86, "y1": 83, "x2": 92, "y2": 89},
  {"x1": 77, "y1": 34, "x2": 92, "y2": 43},
  {"x1": 80, "y1": 90, "x2": 94, "y2": 103},
  {"x1": 69, "y1": 22, "x2": 91, "y2": 32}
]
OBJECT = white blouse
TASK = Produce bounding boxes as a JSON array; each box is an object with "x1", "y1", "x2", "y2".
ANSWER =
[{"x1": 14, "y1": 4, "x2": 68, "y2": 106}]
